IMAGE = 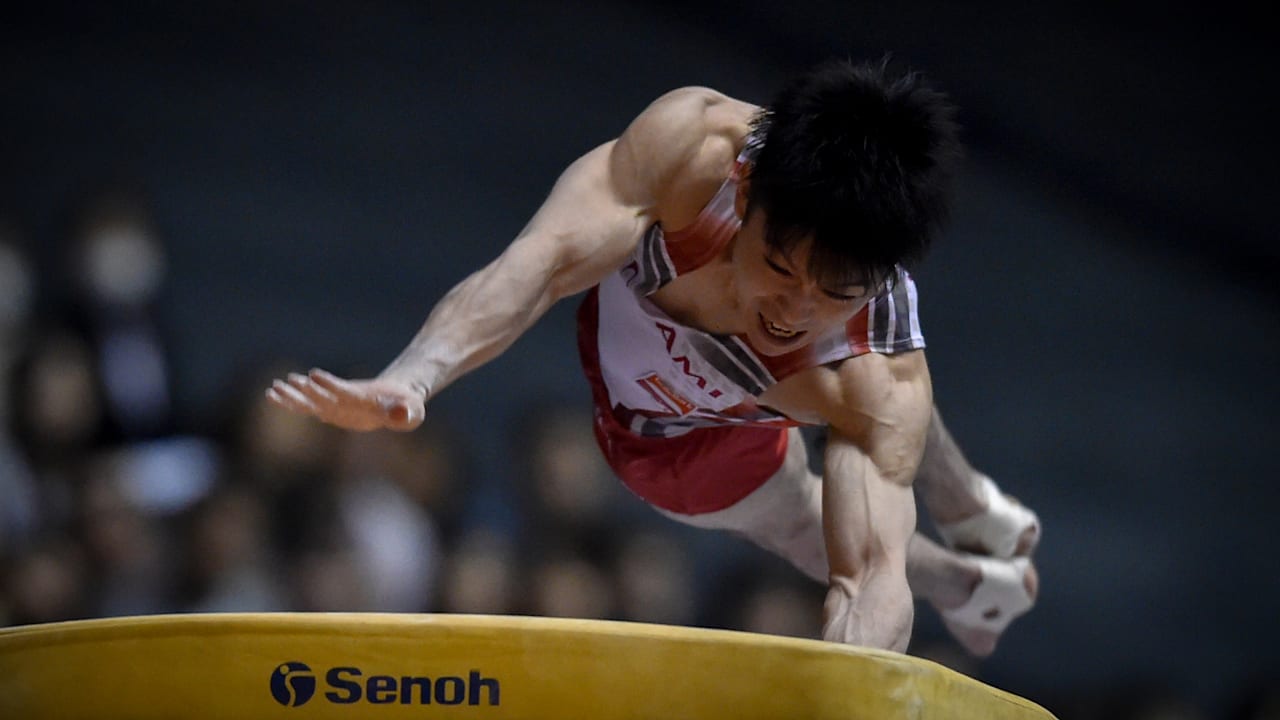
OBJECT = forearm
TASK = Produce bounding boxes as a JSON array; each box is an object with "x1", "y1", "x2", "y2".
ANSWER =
[
  {"x1": 821, "y1": 436, "x2": 918, "y2": 653},
  {"x1": 375, "y1": 140, "x2": 653, "y2": 397},
  {"x1": 378, "y1": 240, "x2": 557, "y2": 397},
  {"x1": 817, "y1": 351, "x2": 931, "y2": 653},
  {"x1": 822, "y1": 570, "x2": 913, "y2": 652},
  {"x1": 914, "y1": 406, "x2": 985, "y2": 523}
]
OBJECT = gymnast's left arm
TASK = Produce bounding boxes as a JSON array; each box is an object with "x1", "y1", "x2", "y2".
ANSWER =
[{"x1": 816, "y1": 349, "x2": 932, "y2": 652}]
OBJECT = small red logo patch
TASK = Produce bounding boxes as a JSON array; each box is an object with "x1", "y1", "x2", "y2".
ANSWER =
[{"x1": 636, "y1": 373, "x2": 697, "y2": 416}]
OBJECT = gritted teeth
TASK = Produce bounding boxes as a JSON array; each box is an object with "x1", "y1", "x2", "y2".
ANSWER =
[
  {"x1": 767, "y1": 321, "x2": 798, "y2": 338},
  {"x1": 761, "y1": 314, "x2": 802, "y2": 339}
]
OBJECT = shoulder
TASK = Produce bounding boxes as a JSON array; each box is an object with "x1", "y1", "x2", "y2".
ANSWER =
[
  {"x1": 772, "y1": 350, "x2": 932, "y2": 471},
  {"x1": 808, "y1": 351, "x2": 933, "y2": 484},
  {"x1": 771, "y1": 350, "x2": 931, "y2": 419},
  {"x1": 837, "y1": 350, "x2": 932, "y2": 431},
  {"x1": 621, "y1": 87, "x2": 756, "y2": 152},
  {"x1": 612, "y1": 87, "x2": 758, "y2": 223}
]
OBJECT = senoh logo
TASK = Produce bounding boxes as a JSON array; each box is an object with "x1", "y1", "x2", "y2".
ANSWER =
[
  {"x1": 270, "y1": 662, "x2": 317, "y2": 707},
  {"x1": 269, "y1": 662, "x2": 500, "y2": 707}
]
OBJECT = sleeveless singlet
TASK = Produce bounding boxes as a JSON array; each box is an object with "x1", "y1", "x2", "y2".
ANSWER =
[{"x1": 575, "y1": 137, "x2": 926, "y2": 514}]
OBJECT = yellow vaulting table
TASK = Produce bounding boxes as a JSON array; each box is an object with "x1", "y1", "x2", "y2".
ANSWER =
[{"x1": 0, "y1": 613, "x2": 1056, "y2": 719}]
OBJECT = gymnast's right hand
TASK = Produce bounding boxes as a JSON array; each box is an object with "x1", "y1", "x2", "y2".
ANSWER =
[{"x1": 265, "y1": 368, "x2": 426, "y2": 432}]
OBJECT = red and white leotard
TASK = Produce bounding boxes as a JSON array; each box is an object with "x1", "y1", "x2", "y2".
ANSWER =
[{"x1": 577, "y1": 137, "x2": 925, "y2": 515}]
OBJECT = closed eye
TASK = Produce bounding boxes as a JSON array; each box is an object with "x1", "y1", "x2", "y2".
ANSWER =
[
  {"x1": 768, "y1": 255, "x2": 864, "y2": 301},
  {"x1": 823, "y1": 289, "x2": 864, "y2": 302},
  {"x1": 764, "y1": 257, "x2": 792, "y2": 276}
]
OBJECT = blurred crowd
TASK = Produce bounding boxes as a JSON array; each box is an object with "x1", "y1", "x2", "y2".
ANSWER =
[
  {"x1": 0, "y1": 190, "x2": 1275, "y2": 720},
  {"x1": 0, "y1": 187, "x2": 832, "y2": 636}
]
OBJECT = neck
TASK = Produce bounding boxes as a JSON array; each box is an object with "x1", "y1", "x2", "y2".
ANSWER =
[{"x1": 648, "y1": 249, "x2": 743, "y2": 336}]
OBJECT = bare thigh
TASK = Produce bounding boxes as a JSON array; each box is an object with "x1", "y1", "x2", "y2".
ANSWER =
[{"x1": 654, "y1": 427, "x2": 828, "y2": 582}]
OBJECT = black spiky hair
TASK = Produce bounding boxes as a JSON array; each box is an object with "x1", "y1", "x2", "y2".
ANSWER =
[{"x1": 746, "y1": 56, "x2": 962, "y2": 290}]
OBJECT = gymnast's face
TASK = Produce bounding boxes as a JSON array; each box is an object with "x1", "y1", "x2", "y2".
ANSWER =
[{"x1": 729, "y1": 208, "x2": 873, "y2": 357}]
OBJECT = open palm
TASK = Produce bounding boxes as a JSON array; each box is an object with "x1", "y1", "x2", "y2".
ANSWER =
[{"x1": 265, "y1": 368, "x2": 426, "y2": 432}]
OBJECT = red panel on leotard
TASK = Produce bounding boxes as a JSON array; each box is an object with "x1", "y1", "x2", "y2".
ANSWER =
[{"x1": 577, "y1": 287, "x2": 788, "y2": 515}]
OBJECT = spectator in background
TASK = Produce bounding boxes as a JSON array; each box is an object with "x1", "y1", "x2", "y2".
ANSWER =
[
  {"x1": 736, "y1": 582, "x2": 823, "y2": 640},
  {"x1": 610, "y1": 527, "x2": 696, "y2": 627},
  {"x1": 438, "y1": 526, "x2": 521, "y2": 616},
  {"x1": 74, "y1": 456, "x2": 176, "y2": 617},
  {"x1": 223, "y1": 361, "x2": 466, "y2": 614},
  {"x1": 512, "y1": 400, "x2": 633, "y2": 542},
  {"x1": 330, "y1": 430, "x2": 441, "y2": 613},
  {"x1": 216, "y1": 362, "x2": 343, "y2": 563},
  {"x1": 224, "y1": 362, "x2": 342, "y2": 489},
  {"x1": 178, "y1": 482, "x2": 286, "y2": 613},
  {"x1": 370, "y1": 414, "x2": 470, "y2": 553},
  {"x1": 2, "y1": 210, "x2": 218, "y2": 626},
  {"x1": 714, "y1": 559, "x2": 825, "y2": 640},
  {"x1": 288, "y1": 544, "x2": 371, "y2": 613},
  {"x1": 2, "y1": 537, "x2": 89, "y2": 627},
  {"x1": 0, "y1": 222, "x2": 40, "y2": 560},
  {"x1": 504, "y1": 400, "x2": 630, "y2": 622},
  {"x1": 9, "y1": 327, "x2": 108, "y2": 530},
  {"x1": 64, "y1": 187, "x2": 172, "y2": 440},
  {"x1": 524, "y1": 539, "x2": 616, "y2": 621}
]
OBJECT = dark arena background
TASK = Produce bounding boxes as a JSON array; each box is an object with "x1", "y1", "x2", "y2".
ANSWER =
[{"x1": 1, "y1": 3, "x2": 1276, "y2": 718}]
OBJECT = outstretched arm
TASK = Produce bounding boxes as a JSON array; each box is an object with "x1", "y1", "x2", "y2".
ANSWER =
[
  {"x1": 267, "y1": 87, "x2": 746, "y2": 432},
  {"x1": 816, "y1": 350, "x2": 933, "y2": 652},
  {"x1": 267, "y1": 140, "x2": 647, "y2": 430}
]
